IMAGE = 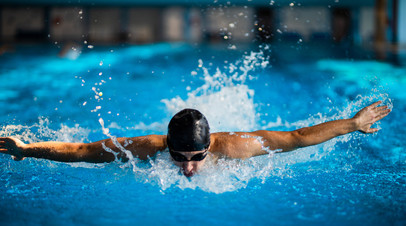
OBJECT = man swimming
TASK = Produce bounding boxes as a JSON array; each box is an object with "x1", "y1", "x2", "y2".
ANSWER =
[{"x1": 0, "y1": 101, "x2": 390, "y2": 177}]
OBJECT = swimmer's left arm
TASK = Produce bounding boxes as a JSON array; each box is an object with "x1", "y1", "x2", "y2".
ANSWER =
[{"x1": 244, "y1": 101, "x2": 390, "y2": 156}]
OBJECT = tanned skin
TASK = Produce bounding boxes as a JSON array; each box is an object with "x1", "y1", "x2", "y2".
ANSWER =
[{"x1": 0, "y1": 101, "x2": 390, "y2": 165}]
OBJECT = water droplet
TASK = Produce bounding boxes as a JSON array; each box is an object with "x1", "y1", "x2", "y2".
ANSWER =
[{"x1": 228, "y1": 45, "x2": 237, "y2": 50}]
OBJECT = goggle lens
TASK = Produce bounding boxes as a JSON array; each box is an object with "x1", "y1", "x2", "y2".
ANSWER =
[{"x1": 169, "y1": 150, "x2": 207, "y2": 162}]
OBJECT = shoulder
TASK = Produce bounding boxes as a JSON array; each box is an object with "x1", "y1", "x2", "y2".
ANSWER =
[
  {"x1": 146, "y1": 135, "x2": 167, "y2": 146},
  {"x1": 128, "y1": 135, "x2": 167, "y2": 146},
  {"x1": 126, "y1": 135, "x2": 167, "y2": 160},
  {"x1": 209, "y1": 132, "x2": 266, "y2": 159},
  {"x1": 210, "y1": 130, "x2": 298, "y2": 158}
]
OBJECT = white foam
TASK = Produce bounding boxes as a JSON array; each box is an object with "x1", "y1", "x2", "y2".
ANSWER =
[
  {"x1": 162, "y1": 49, "x2": 269, "y2": 132},
  {"x1": 0, "y1": 118, "x2": 90, "y2": 143},
  {"x1": 162, "y1": 84, "x2": 256, "y2": 132}
]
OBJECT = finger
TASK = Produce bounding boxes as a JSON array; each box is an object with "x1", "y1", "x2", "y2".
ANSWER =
[
  {"x1": 376, "y1": 108, "x2": 391, "y2": 117},
  {"x1": 367, "y1": 128, "x2": 379, "y2": 133},
  {"x1": 0, "y1": 148, "x2": 7, "y2": 152},
  {"x1": 375, "y1": 110, "x2": 391, "y2": 121},
  {"x1": 369, "y1": 101, "x2": 382, "y2": 109},
  {"x1": 376, "y1": 106, "x2": 388, "y2": 111},
  {"x1": 382, "y1": 108, "x2": 391, "y2": 114}
]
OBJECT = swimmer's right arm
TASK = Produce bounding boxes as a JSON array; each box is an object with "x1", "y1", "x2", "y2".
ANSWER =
[
  {"x1": 211, "y1": 101, "x2": 391, "y2": 159},
  {"x1": 0, "y1": 135, "x2": 167, "y2": 163}
]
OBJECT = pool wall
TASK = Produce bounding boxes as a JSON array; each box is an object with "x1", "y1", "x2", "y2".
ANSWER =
[{"x1": 0, "y1": 1, "x2": 404, "y2": 53}]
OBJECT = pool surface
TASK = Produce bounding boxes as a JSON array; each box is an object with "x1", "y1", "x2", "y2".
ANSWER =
[{"x1": 0, "y1": 42, "x2": 405, "y2": 225}]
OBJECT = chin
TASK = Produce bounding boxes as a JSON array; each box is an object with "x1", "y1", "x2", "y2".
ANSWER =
[{"x1": 183, "y1": 171, "x2": 195, "y2": 177}]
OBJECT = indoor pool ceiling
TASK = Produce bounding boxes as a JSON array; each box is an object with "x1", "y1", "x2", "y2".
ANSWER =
[{"x1": 0, "y1": 0, "x2": 375, "y2": 7}]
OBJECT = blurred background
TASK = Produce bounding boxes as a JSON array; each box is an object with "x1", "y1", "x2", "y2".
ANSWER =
[{"x1": 0, "y1": 0, "x2": 405, "y2": 63}]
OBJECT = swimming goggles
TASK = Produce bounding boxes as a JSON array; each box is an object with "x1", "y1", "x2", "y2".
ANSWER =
[{"x1": 169, "y1": 150, "x2": 208, "y2": 162}]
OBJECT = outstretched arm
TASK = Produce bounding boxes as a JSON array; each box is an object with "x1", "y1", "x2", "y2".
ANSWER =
[
  {"x1": 0, "y1": 135, "x2": 167, "y2": 163},
  {"x1": 258, "y1": 101, "x2": 390, "y2": 153},
  {"x1": 213, "y1": 101, "x2": 391, "y2": 159}
]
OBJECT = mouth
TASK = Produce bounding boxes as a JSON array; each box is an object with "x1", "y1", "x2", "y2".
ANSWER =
[{"x1": 183, "y1": 170, "x2": 195, "y2": 177}]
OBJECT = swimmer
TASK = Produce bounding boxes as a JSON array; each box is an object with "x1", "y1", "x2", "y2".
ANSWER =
[{"x1": 0, "y1": 101, "x2": 391, "y2": 177}]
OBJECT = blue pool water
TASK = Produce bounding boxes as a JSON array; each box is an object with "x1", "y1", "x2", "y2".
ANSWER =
[{"x1": 0, "y1": 42, "x2": 405, "y2": 225}]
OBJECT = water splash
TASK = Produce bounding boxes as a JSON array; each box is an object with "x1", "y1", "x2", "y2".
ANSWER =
[
  {"x1": 0, "y1": 118, "x2": 90, "y2": 144},
  {"x1": 136, "y1": 151, "x2": 278, "y2": 194},
  {"x1": 262, "y1": 92, "x2": 393, "y2": 131},
  {"x1": 162, "y1": 49, "x2": 269, "y2": 132},
  {"x1": 112, "y1": 48, "x2": 370, "y2": 193},
  {"x1": 90, "y1": 49, "x2": 285, "y2": 193},
  {"x1": 98, "y1": 117, "x2": 140, "y2": 170}
]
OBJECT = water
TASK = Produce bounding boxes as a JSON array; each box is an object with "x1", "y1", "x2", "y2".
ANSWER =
[{"x1": 0, "y1": 42, "x2": 405, "y2": 225}]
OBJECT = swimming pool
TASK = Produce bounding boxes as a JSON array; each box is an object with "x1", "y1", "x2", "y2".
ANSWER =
[{"x1": 0, "y1": 42, "x2": 405, "y2": 225}]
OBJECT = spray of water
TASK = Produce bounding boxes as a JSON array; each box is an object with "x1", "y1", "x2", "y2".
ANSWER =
[
  {"x1": 0, "y1": 118, "x2": 90, "y2": 144},
  {"x1": 88, "y1": 48, "x2": 280, "y2": 193},
  {"x1": 162, "y1": 50, "x2": 269, "y2": 132}
]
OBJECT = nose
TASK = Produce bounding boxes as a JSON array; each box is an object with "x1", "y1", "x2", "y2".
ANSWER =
[{"x1": 182, "y1": 162, "x2": 194, "y2": 177}]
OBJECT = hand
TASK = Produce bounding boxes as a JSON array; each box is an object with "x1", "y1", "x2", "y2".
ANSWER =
[
  {"x1": 0, "y1": 137, "x2": 26, "y2": 161},
  {"x1": 352, "y1": 101, "x2": 391, "y2": 133}
]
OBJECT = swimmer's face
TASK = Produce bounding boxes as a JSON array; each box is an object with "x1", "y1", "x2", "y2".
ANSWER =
[{"x1": 170, "y1": 149, "x2": 208, "y2": 177}]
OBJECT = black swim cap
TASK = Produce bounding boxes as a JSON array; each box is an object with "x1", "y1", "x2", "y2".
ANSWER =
[{"x1": 167, "y1": 109, "x2": 210, "y2": 152}]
